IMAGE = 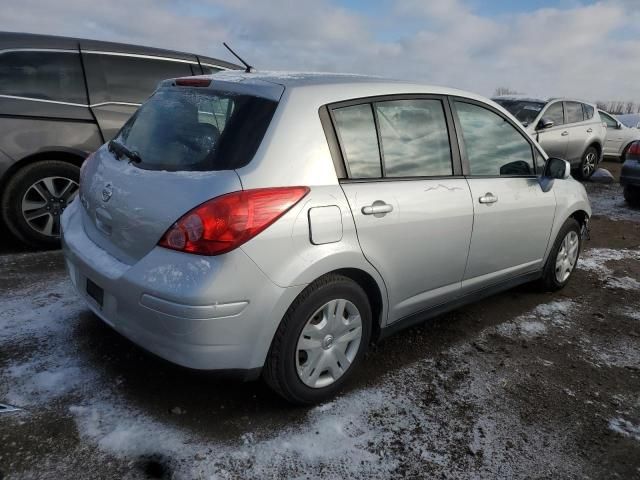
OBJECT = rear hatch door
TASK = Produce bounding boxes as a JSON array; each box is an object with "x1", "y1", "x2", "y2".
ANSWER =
[{"x1": 79, "y1": 81, "x2": 281, "y2": 264}]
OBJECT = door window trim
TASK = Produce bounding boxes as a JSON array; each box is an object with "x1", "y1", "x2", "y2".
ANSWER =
[
  {"x1": 320, "y1": 93, "x2": 464, "y2": 183},
  {"x1": 449, "y1": 96, "x2": 542, "y2": 178}
]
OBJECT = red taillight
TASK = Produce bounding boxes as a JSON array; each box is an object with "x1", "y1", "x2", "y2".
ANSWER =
[
  {"x1": 628, "y1": 141, "x2": 640, "y2": 157},
  {"x1": 175, "y1": 77, "x2": 211, "y2": 87},
  {"x1": 158, "y1": 187, "x2": 310, "y2": 255}
]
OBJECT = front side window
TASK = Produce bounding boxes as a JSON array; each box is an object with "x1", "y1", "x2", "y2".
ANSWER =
[
  {"x1": 0, "y1": 50, "x2": 86, "y2": 103},
  {"x1": 333, "y1": 104, "x2": 382, "y2": 179},
  {"x1": 454, "y1": 101, "x2": 534, "y2": 176},
  {"x1": 543, "y1": 102, "x2": 564, "y2": 126},
  {"x1": 600, "y1": 112, "x2": 618, "y2": 129},
  {"x1": 565, "y1": 102, "x2": 585, "y2": 124},
  {"x1": 374, "y1": 99, "x2": 452, "y2": 177}
]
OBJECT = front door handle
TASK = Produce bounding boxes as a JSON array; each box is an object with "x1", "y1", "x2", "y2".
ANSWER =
[
  {"x1": 561, "y1": 131, "x2": 569, "y2": 136},
  {"x1": 586, "y1": 128, "x2": 593, "y2": 133},
  {"x1": 478, "y1": 193, "x2": 498, "y2": 204},
  {"x1": 362, "y1": 202, "x2": 393, "y2": 215}
]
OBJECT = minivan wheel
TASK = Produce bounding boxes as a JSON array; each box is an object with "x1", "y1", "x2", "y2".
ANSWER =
[
  {"x1": 1, "y1": 160, "x2": 80, "y2": 248},
  {"x1": 263, "y1": 274, "x2": 372, "y2": 405},
  {"x1": 577, "y1": 146, "x2": 598, "y2": 180},
  {"x1": 540, "y1": 218, "x2": 582, "y2": 291}
]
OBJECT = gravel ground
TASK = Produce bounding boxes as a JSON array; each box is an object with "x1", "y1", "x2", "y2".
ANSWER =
[{"x1": 0, "y1": 162, "x2": 639, "y2": 479}]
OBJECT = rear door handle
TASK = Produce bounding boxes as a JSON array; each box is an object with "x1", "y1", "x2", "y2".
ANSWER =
[
  {"x1": 478, "y1": 193, "x2": 498, "y2": 204},
  {"x1": 362, "y1": 202, "x2": 393, "y2": 215},
  {"x1": 561, "y1": 131, "x2": 569, "y2": 136},
  {"x1": 586, "y1": 128, "x2": 593, "y2": 133}
]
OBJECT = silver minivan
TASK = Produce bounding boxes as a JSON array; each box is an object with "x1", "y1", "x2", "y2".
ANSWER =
[
  {"x1": 493, "y1": 96, "x2": 606, "y2": 179},
  {"x1": 62, "y1": 73, "x2": 591, "y2": 404}
]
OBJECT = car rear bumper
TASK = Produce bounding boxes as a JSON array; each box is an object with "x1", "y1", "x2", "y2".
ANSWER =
[
  {"x1": 61, "y1": 199, "x2": 305, "y2": 374},
  {"x1": 621, "y1": 158, "x2": 640, "y2": 187}
]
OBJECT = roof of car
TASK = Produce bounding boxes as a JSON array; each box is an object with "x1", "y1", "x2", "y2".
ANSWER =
[
  {"x1": 210, "y1": 70, "x2": 490, "y2": 100},
  {"x1": 0, "y1": 31, "x2": 241, "y2": 70},
  {"x1": 492, "y1": 95, "x2": 548, "y2": 103},
  {"x1": 494, "y1": 95, "x2": 597, "y2": 107}
]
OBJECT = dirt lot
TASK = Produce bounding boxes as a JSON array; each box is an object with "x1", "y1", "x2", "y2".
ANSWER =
[{"x1": 0, "y1": 162, "x2": 639, "y2": 479}]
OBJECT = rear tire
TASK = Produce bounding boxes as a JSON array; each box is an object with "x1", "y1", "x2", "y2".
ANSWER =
[
  {"x1": 263, "y1": 274, "x2": 372, "y2": 405},
  {"x1": 540, "y1": 218, "x2": 582, "y2": 291},
  {"x1": 624, "y1": 185, "x2": 640, "y2": 206},
  {"x1": 576, "y1": 146, "x2": 598, "y2": 180},
  {"x1": 1, "y1": 160, "x2": 80, "y2": 248}
]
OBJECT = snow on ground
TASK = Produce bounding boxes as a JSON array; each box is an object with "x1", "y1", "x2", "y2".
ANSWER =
[
  {"x1": 584, "y1": 183, "x2": 640, "y2": 222},
  {"x1": 496, "y1": 301, "x2": 574, "y2": 338},
  {"x1": 0, "y1": 259, "x2": 579, "y2": 478},
  {"x1": 609, "y1": 418, "x2": 640, "y2": 442},
  {"x1": 578, "y1": 247, "x2": 640, "y2": 291},
  {"x1": 0, "y1": 261, "x2": 599, "y2": 479}
]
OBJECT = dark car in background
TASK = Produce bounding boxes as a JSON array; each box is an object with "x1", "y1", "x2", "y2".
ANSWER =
[
  {"x1": 0, "y1": 32, "x2": 239, "y2": 247},
  {"x1": 621, "y1": 141, "x2": 640, "y2": 206}
]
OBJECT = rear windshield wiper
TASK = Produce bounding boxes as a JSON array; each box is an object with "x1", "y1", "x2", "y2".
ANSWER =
[{"x1": 108, "y1": 139, "x2": 142, "y2": 164}]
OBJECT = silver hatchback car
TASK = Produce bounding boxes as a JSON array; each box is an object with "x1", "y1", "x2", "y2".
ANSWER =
[{"x1": 62, "y1": 73, "x2": 591, "y2": 404}]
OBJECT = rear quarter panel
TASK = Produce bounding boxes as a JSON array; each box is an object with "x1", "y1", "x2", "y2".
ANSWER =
[{"x1": 0, "y1": 97, "x2": 102, "y2": 167}]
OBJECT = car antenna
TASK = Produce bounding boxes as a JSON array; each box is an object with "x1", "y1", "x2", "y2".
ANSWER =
[{"x1": 223, "y1": 42, "x2": 254, "y2": 73}]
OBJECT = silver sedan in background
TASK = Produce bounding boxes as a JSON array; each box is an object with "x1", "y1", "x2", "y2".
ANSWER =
[{"x1": 599, "y1": 110, "x2": 640, "y2": 162}]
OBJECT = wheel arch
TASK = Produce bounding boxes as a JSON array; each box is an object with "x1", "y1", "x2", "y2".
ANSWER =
[
  {"x1": 329, "y1": 267, "x2": 385, "y2": 342},
  {"x1": 587, "y1": 141, "x2": 602, "y2": 160},
  {"x1": 569, "y1": 209, "x2": 589, "y2": 229},
  {"x1": 0, "y1": 148, "x2": 88, "y2": 193}
]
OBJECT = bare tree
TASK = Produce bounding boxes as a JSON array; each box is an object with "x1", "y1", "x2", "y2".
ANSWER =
[
  {"x1": 493, "y1": 86, "x2": 520, "y2": 96},
  {"x1": 626, "y1": 101, "x2": 636, "y2": 114},
  {"x1": 596, "y1": 101, "x2": 608, "y2": 110}
]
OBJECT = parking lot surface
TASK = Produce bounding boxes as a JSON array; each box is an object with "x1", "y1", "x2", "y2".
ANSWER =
[{"x1": 0, "y1": 163, "x2": 639, "y2": 479}]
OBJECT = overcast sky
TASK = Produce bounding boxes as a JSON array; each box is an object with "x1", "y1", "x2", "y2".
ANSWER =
[{"x1": 1, "y1": 0, "x2": 638, "y2": 101}]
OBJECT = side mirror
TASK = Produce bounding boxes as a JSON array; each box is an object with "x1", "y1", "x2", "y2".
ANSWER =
[
  {"x1": 539, "y1": 157, "x2": 571, "y2": 192},
  {"x1": 616, "y1": 121, "x2": 623, "y2": 130},
  {"x1": 536, "y1": 118, "x2": 554, "y2": 131},
  {"x1": 545, "y1": 157, "x2": 571, "y2": 179}
]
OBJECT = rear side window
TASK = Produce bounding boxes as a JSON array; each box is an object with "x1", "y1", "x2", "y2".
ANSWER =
[
  {"x1": 565, "y1": 102, "x2": 585, "y2": 124},
  {"x1": 374, "y1": 99, "x2": 452, "y2": 177},
  {"x1": 201, "y1": 65, "x2": 222, "y2": 75},
  {"x1": 454, "y1": 101, "x2": 534, "y2": 176},
  {"x1": 543, "y1": 102, "x2": 564, "y2": 126},
  {"x1": 333, "y1": 104, "x2": 382, "y2": 179},
  {"x1": 0, "y1": 50, "x2": 86, "y2": 103},
  {"x1": 84, "y1": 54, "x2": 193, "y2": 104},
  {"x1": 583, "y1": 103, "x2": 595, "y2": 120},
  {"x1": 116, "y1": 87, "x2": 278, "y2": 171}
]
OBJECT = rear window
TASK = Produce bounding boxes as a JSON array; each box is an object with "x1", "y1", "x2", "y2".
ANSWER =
[{"x1": 116, "y1": 87, "x2": 278, "y2": 171}]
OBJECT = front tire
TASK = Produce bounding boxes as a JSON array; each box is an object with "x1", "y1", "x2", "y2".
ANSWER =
[
  {"x1": 263, "y1": 274, "x2": 372, "y2": 405},
  {"x1": 576, "y1": 146, "x2": 598, "y2": 180},
  {"x1": 624, "y1": 185, "x2": 640, "y2": 206},
  {"x1": 1, "y1": 160, "x2": 80, "y2": 248},
  {"x1": 540, "y1": 218, "x2": 582, "y2": 291}
]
